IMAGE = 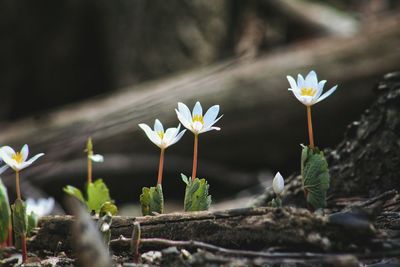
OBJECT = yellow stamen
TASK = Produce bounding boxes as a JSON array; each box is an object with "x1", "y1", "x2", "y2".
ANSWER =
[
  {"x1": 158, "y1": 131, "x2": 165, "y2": 139},
  {"x1": 12, "y1": 152, "x2": 23, "y2": 164},
  {"x1": 300, "y1": 88, "x2": 316, "y2": 97},
  {"x1": 192, "y1": 115, "x2": 204, "y2": 124}
]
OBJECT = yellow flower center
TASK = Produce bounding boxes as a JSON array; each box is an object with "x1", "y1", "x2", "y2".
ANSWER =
[
  {"x1": 12, "y1": 152, "x2": 23, "y2": 164},
  {"x1": 192, "y1": 115, "x2": 204, "y2": 124},
  {"x1": 158, "y1": 131, "x2": 164, "y2": 139},
  {"x1": 300, "y1": 88, "x2": 316, "y2": 97}
]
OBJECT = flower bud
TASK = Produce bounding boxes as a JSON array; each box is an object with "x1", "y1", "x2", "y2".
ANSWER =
[{"x1": 272, "y1": 172, "x2": 285, "y2": 195}]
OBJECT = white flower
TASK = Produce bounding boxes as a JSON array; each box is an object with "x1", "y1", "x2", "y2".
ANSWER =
[
  {"x1": 89, "y1": 154, "x2": 104, "y2": 163},
  {"x1": 272, "y1": 172, "x2": 285, "y2": 195},
  {"x1": 287, "y1": 70, "x2": 338, "y2": 106},
  {"x1": 139, "y1": 119, "x2": 186, "y2": 149},
  {"x1": 0, "y1": 144, "x2": 44, "y2": 171},
  {"x1": 26, "y1": 197, "x2": 55, "y2": 217},
  {"x1": 175, "y1": 101, "x2": 222, "y2": 135}
]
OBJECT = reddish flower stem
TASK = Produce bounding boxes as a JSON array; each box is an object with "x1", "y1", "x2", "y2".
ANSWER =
[
  {"x1": 191, "y1": 134, "x2": 199, "y2": 181},
  {"x1": 306, "y1": 105, "x2": 315, "y2": 149},
  {"x1": 21, "y1": 234, "x2": 27, "y2": 263},
  {"x1": 16, "y1": 170, "x2": 21, "y2": 200},
  {"x1": 157, "y1": 149, "x2": 165, "y2": 185}
]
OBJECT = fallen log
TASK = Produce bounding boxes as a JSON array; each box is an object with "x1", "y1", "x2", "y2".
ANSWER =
[
  {"x1": 1, "y1": 16, "x2": 400, "y2": 201},
  {"x1": 29, "y1": 206, "x2": 380, "y2": 253}
]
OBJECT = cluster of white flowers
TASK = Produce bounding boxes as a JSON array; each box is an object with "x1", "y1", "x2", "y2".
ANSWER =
[{"x1": 139, "y1": 101, "x2": 222, "y2": 149}]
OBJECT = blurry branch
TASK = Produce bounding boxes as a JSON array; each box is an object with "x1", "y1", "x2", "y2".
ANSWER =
[
  {"x1": 111, "y1": 236, "x2": 359, "y2": 263},
  {"x1": 0, "y1": 15, "x2": 400, "y2": 196},
  {"x1": 32, "y1": 153, "x2": 255, "y2": 188},
  {"x1": 235, "y1": 0, "x2": 358, "y2": 58},
  {"x1": 260, "y1": 0, "x2": 359, "y2": 36}
]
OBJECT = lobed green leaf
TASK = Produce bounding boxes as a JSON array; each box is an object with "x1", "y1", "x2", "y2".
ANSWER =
[
  {"x1": 183, "y1": 177, "x2": 212, "y2": 212},
  {"x1": 63, "y1": 185, "x2": 85, "y2": 203},
  {"x1": 301, "y1": 146, "x2": 330, "y2": 210},
  {"x1": 86, "y1": 179, "x2": 112, "y2": 214},
  {"x1": 12, "y1": 199, "x2": 27, "y2": 235},
  {"x1": 140, "y1": 184, "x2": 164, "y2": 216}
]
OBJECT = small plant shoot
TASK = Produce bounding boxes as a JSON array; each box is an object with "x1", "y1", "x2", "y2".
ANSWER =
[{"x1": 64, "y1": 138, "x2": 114, "y2": 214}]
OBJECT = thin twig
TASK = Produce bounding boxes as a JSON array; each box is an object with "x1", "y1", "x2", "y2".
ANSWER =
[
  {"x1": 346, "y1": 190, "x2": 397, "y2": 209},
  {"x1": 109, "y1": 236, "x2": 400, "y2": 261}
]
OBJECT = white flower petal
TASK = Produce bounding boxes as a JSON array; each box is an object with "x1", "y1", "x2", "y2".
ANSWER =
[
  {"x1": 304, "y1": 71, "x2": 316, "y2": 89},
  {"x1": 89, "y1": 154, "x2": 104, "y2": 162},
  {"x1": 163, "y1": 127, "x2": 179, "y2": 146},
  {"x1": 315, "y1": 80, "x2": 327, "y2": 99},
  {"x1": 21, "y1": 144, "x2": 29, "y2": 162},
  {"x1": 0, "y1": 146, "x2": 16, "y2": 158},
  {"x1": 0, "y1": 150, "x2": 17, "y2": 170},
  {"x1": 288, "y1": 88, "x2": 305, "y2": 104},
  {"x1": 139, "y1": 123, "x2": 162, "y2": 147},
  {"x1": 170, "y1": 129, "x2": 186, "y2": 146},
  {"x1": 286, "y1": 75, "x2": 298, "y2": 91},
  {"x1": 305, "y1": 71, "x2": 318, "y2": 87},
  {"x1": 199, "y1": 126, "x2": 221, "y2": 134},
  {"x1": 18, "y1": 162, "x2": 30, "y2": 171},
  {"x1": 316, "y1": 85, "x2": 338, "y2": 104},
  {"x1": 272, "y1": 172, "x2": 285, "y2": 194},
  {"x1": 25, "y1": 153, "x2": 44, "y2": 165},
  {"x1": 176, "y1": 109, "x2": 193, "y2": 131},
  {"x1": 202, "y1": 114, "x2": 223, "y2": 132},
  {"x1": 154, "y1": 119, "x2": 164, "y2": 133},
  {"x1": 203, "y1": 105, "x2": 220, "y2": 128},
  {"x1": 300, "y1": 96, "x2": 315, "y2": 106},
  {"x1": 177, "y1": 102, "x2": 192, "y2": 122},
  {"x1": 192, "y1": 121, "x2": 203, "y2": 133},
  {"x1": 192, "y1": 101, "x2": 203, "y2": 117},
  {"x1": 297, "y1": 74, "x2": 305, "y2": 88}
]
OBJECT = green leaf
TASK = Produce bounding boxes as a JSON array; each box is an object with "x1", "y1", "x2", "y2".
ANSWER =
[
  {"x1": 184, "y1": 178, "x2": 212, "y2": 212},
  {"x1": 301, "y1": 146, "x2": 330, "y2": 210},
  {"x1": 181, "y1": 173, "x2": 189, "y2": 185},
  {"x1": 270, "y1": 197, "x2": 282, "y2": 208},
  {"x1": 63, "y1": 185, "x2": 85, "y2": 203},
  {"x1": 86, "y1": 179, "x2": 112, "y2": 214},
  {"x1": 12, "y1": 199, "x2": 27, "y2": 235},
  {"x1": 99, "y1": 202, "x2": 118, "y2": 217},
  {"x1": 27, "y1": 212, "x2": 38, "y2": 237},
  {"x1": 0, "y1": 180, "x2": 11, "y2": 243},
  {"x1": 139, "y1": 184, "x2": 164, "y2": 216}
]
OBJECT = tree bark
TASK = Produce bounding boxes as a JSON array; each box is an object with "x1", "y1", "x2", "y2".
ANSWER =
[{"x1": 29, "y1": 206, "x2": 380, "y2": 253}]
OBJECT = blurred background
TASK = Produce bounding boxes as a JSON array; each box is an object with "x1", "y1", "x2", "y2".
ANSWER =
[{"x1": 0, "y1": 0, "x2": 400, "y2": 214}]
